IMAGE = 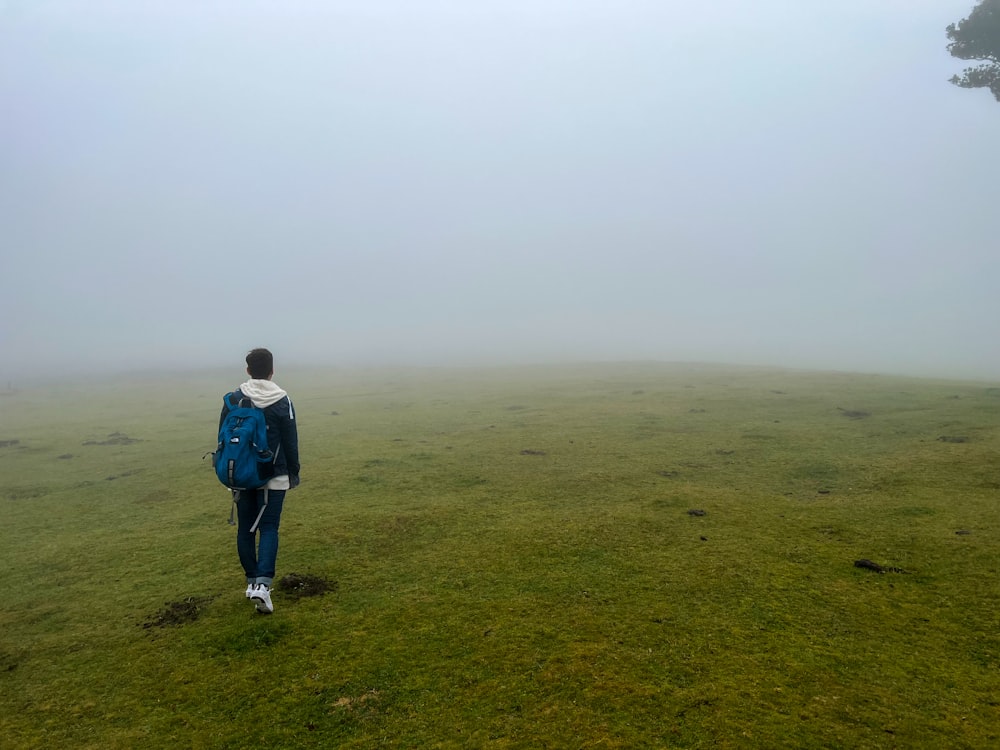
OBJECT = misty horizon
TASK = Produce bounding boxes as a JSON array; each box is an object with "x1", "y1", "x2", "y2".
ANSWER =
[{"x1": 2, "y1": 1, "x2": 997, "y2": 383}]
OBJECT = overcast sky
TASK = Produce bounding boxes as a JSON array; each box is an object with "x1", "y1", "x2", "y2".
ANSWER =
[{"x1": 1, "y1": 0, "x2": 997, "y2": 381}]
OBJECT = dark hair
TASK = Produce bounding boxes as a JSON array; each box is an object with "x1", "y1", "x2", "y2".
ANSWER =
[{"x1": 246, "y1": 348, "x2": 274, "y2": 379}]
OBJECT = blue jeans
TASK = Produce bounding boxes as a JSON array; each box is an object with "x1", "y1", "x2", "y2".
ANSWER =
[{"x1": 236, "y1": 488, "x2": 286, "y2": 587}]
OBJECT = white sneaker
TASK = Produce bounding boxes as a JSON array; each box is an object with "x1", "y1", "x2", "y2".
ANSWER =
[
  {"x1": 251, "y1": 584, "x2": 273, "y2": 614},
  {"x1": 245, "y1": 583, "x2": 254, "y2": 598}
]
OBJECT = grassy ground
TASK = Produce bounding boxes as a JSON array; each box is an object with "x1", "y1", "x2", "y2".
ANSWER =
[{"x1": 1, "y1": 363, "x2": 998, "y2": 748}]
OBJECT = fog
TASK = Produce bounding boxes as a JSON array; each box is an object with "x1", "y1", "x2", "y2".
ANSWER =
[{"x1": 2, "y1": 0, "x2": 997, "y2": 382}]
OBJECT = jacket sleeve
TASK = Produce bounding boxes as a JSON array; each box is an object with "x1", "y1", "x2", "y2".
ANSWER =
[{"x1": 282, "y1": 398, "x2": 300, "y2": 485}]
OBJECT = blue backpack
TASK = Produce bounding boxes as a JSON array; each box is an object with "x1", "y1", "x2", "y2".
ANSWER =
[{"x1": 214, "y1": 393, "x2": 273, "y2": 490}]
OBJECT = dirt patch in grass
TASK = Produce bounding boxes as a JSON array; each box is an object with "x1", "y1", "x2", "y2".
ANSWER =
[
  {"x1": 0, "y1": 647, "x2": 22, "y2": 672},
  {"x1": 520, "y1": 449, "x2": 546, "y2": 456},
  {"x1": 854, "y1": 559, "x2": 908, "y2": 574},
  {"x1": 838, "y1": 408, "x2": 871, "y2": 419},
  {"x1": 84, "y1": 432, "x2": 142, "y2": 446},
  {"x1": 937, "y1": 435, "x2": 969, "y2": 443},
  {"x1": 141, "y1": 595, "x2": 215, "y2": 629},
  {"x1": 331, "y1": 689, "x2": 380, "y2": 712},
  {"x1": 4, "y1": 487, "x2": 47, "y2": 501},
  {"x1": 105, "y1": 469, "x2": 142, "y2": 481},
  {"x1": 0, "y1": 439, "x2": 20, "y2": 448},
  {"x1": 276, "y1": 573, "x2": 337, "y2": 600}
]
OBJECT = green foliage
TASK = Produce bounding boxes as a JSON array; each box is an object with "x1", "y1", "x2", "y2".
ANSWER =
[
  {"x1": 948, "y1": 0, "x2": 1000, "y2": 100},
  {"x1": 1, "y1": 365, "x2": 999, "y2": 747}
]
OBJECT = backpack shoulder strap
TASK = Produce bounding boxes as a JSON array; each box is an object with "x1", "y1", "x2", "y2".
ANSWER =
[{"x1": 224, "y1": 391, "x2": 254, "y2": 410}]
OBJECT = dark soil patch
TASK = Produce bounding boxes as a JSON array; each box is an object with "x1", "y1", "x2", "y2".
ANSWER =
[
  {"x1": 0, "y1": 439, "x2": 20, "y2": 448},
  {"x1": 276, "y1": 573, "x2": 337, "y2": 600},
  {"x1": 520, "y1": 449, "x2": 546, "y2": 456},
  {"x1": 57, "y1": 454, "x2": 73, "y2": 459},
  {"x1": 657, "y1": 470, "x2": 679, "y2": 478},
  {"x1": 106, "y1": 469, "x2": 142, "y2": 481},
  {"x1": 854, "y1": 559, "x2": 907, "y2": 574},
  {"x1": 687, "y1": 509, "x2": 707, "y2": 517},
  {"x1": 4, "y1": 488, "x2": 47, "y2": 500},
  {"x1": 141, "y1": 595, "x2": 215, "y2": 629},
  {"x1": 937, "y1": 435, "x2": 969, "y2": 444},
  {"x1": 84, "y1": 432, "x2": 141, "y2": 446},
  {"x1": 838, "y1": 408, "x2": 871, "y2": 419},
  {"x1": 0, "y1": 648, "x2": 21, "y2": 672}
]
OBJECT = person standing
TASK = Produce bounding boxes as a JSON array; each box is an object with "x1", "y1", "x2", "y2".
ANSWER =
[{"x1": 219, "y1": 348, "x2": 300, "y2": 614}]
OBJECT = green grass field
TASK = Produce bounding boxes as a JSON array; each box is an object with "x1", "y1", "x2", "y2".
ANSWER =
[{"x1": 1, "y1": 363, "x2": 998, "y2": 748}]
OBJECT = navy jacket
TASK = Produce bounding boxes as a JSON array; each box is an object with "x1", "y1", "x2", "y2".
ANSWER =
[{"x1": 219, "y1": 390, "x2": 300, "y2": 487}]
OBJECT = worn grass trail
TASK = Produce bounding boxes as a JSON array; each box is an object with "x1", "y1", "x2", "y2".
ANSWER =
[{"x1": 1, "y1": 364, "x2": 998, "y2": 748}]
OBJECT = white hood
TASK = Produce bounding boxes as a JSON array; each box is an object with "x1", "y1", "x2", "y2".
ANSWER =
[{"x1": 239, "y1": 378, "x2": 288, "y2": 408}]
